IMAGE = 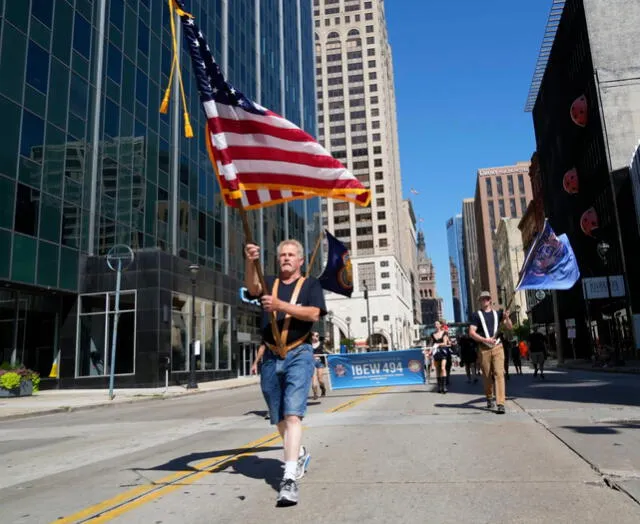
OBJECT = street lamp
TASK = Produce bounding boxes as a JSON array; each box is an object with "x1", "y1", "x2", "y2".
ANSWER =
[
  {"x1": 345, "y1": 316, "x2": 352, "y2": 341},
  {"x1": 514, "y1": 304, "x2": 521, "y2": 326},
  {"x1": 327, "y1": 310, "x2": 334, "y2": 349},
  {"x1": 187, "y1": 264, "x2": 200, "y2": 389},
  {"x1": 596, "y1": 240, "x2": 617, "y2": 362},
  {"x1": 363, "y1": 280, "x2": 372, "y2": 351}
]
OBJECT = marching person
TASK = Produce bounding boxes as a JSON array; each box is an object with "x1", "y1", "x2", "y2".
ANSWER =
[
  {"x1": 469, "y1": 291, "x2": 513, "y2": 414},
  {"x1": 430, "y1": 320, "x2": 451, "y2": 393},
  {"x1": 310, "y1": 331, "x2": 327, "y2": 400},
  {"x1": 528, "y1": 329, "x2": 547, "y2": 379},
  {"x1": 459, "y1": 332, "x2": 479, "y2": 384},
  {"x1": 245, "y1": 239, "x2": 327, "y2": 507}
]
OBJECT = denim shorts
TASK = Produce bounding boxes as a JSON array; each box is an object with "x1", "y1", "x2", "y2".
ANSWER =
[{"x1": 260, "y1": 343, "x2": 315, "y2": 425}]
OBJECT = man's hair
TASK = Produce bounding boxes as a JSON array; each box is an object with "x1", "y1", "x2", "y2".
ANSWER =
[{"x1": 277, "y1": 239, "x2": 304, "y2": 259}]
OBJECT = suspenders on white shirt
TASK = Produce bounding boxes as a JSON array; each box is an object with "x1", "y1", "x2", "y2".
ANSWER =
[{"x1": 477, "y1": 310, "x2": 499, "y2": 348}]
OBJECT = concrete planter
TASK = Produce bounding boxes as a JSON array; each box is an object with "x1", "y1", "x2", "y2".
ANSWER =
[{"x1": 0, "y1": 380, "x2": 33, "y2": 398}]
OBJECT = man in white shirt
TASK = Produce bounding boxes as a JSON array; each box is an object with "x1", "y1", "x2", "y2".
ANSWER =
[{"x1": 468, "y1": 291, "x2": 512, "y2": 414}]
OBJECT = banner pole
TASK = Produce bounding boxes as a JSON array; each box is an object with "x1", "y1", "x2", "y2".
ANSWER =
[
  {"x1": 238, "y1": 206, "x2": 283, "y2": 352},
  {"x1": 306, "y1": 231, "x2": 324, "y2": 278}
]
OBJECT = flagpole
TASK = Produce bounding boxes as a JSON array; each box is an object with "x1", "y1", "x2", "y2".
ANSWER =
[
  {"x1": 306, "y1": 230, "x2": 324, "y2": 278},
  {"x1": 238, "y1": 206, "x2": 283, "y2": 351}
]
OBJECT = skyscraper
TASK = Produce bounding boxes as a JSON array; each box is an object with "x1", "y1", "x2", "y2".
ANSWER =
[
  {"x1": 314, "y1": 0, "x2": 414, "y2": 349},
  {"x1": 0, "y1": 1, "x2": 318, "y2": 387},
  {"x1": 474, "y1": 162, "x2": 533, "y2": 306},
  {"x1": 446, "y1": 214, "x2": 468, "y2": 322},
  {"x1": 462, "y1": 198, "x2": 481, "y2": 317}
]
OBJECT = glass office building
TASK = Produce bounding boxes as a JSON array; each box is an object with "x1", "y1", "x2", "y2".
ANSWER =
[
  {"x1": 446, "y1": 215, "x2": 468, "y2": 322},
  {"x1": 0, "y1": 0, "x2": 319, "y2": 387}
]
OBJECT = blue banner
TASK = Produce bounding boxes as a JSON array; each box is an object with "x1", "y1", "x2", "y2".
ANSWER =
[
  {"x1": 516, "y1": 220, "x2": 580, "y2": 290},
  {"x1": 327, "y1": 349, "x2": 425, "y2": 390}
]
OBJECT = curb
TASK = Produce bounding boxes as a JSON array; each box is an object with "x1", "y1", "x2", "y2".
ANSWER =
[
  {"x1": 0, "y1": 379, "x2": 260, "y2": 422},
  {"x1": 556, "y1": 365, "x2": 640, "y2": 375}
]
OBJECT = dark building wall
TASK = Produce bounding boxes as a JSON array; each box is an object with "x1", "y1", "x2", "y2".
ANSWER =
[{"x1": 531, "y1": 0, "x2": 637, "y2": 356}]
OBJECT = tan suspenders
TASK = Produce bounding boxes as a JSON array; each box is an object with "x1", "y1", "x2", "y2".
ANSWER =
[{"x1": 266, "y1": 277, "x2": 308, "y2": 358}]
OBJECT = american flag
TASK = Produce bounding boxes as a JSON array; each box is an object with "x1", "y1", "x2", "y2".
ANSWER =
[{"x1": 174, "y1": 2, "x2": 371, "y2": 210}]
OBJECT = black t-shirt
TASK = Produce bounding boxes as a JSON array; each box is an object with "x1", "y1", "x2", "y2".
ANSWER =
[
  {"x1": 470, "y1": 310, "x2": 504, "y2": 341},
  {"x1": 260, "y1": 275, "x2": 327, "y2": 346},
  {"x1": 527, "y1": 331, "x2": 546, "y2": 353},
  {"x1": 431, "y1": 332, "x2": 447, "y2": 345}
]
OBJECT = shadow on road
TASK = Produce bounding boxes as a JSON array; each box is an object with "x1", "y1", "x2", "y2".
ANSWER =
[
  {"x1": 562, "y1": 421, "x2": 640, "y2": 435},
  {"x1": 229, "y1": 456, "x2": 283, "y2": 492},
  {"x1": 136, "y1": 446, "x2": 281, "y2": 473}
]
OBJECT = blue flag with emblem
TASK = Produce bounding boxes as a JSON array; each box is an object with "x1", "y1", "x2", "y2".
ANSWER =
[
  {"x1": 318, "y1": 230, "x2": 353, "y2": 298},
  {"x1": 516, "y1": 220, "x2": 580, "y2": 290}
]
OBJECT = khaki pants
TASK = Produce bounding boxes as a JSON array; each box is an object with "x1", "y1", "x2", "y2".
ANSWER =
[{"x1": 479, "y1": 344, "x2": 506, "y2": 405}]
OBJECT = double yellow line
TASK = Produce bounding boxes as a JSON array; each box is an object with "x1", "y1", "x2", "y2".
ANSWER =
[{"x1": 54, "y1": 386, "x2": 391, "y2": 523}]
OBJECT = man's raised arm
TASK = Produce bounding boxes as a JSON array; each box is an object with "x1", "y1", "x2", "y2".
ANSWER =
[{"x1": 244, "y1": 243, "x2": 262, "y2": 297}]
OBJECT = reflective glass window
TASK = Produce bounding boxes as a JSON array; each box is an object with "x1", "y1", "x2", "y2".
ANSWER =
[
  {"x1": 0, "y1": 24, "x2": 28, "y2": 102},
  {"x1": 37, "y1": 240, "x2": 59, "y2": 288},
  {"x1": 73, "y1": 13, "x2": 92, "y2": 59},
  {"x1": 39, "y1": 194, "x2": 62, "y2": 243},
  {"x1": 0, "y1": 177, "x2": 15, "y2": 229},
  {"x1": 26, "y1": 41, "x2": 50, "y2": 93},
  {"x1": 31, "y1": 0, "x2": 53, "y2": 27},
  {"x1": 14, "y1": 183, "x2": 40, "y2": 236},
  {"x1": 11, "y1": 234, "x2": 37, "y2": 283},
  {"x1": 20, "y1": 111, "x2": 45, "y2": 158}
]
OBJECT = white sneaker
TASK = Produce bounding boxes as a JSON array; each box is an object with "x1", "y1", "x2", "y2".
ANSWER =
[{"x1": 296, "y1": 446, "x2": 311, "y2": 480}]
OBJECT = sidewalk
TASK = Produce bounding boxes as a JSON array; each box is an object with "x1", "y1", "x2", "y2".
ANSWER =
[
  {"x1": 554, "y1": 358, "x2": 640, "y2": 374},
  {"x1": 0, "y1": 375, "x2": 260, "y2": 420}
]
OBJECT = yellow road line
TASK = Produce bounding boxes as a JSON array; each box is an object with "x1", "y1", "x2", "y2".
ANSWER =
[
  {"x1": 54, "y1": 387, "x2": 390, "y2": 523},
  {"x1": 326, "y1": 386, "x2": 392, "y2": 413},
  {"x1": 52, "y1": 431, "x2": 281, "y2": 524}
]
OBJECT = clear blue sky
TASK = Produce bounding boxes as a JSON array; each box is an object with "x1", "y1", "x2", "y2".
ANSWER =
[{"x1": 385, "y1": 0, "x2": 552, "y2": 321}]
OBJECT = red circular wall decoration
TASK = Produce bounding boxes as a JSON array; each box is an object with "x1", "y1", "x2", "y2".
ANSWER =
[
  {"x1": 580, "y1": 207, "x2": 599, "y2": 236},
  {"x1": 570, "y1": 95, "x2": 588, "y2": 127},
  {"x1": 562, "y1": 167, "x2": 579, "y2": 194}
]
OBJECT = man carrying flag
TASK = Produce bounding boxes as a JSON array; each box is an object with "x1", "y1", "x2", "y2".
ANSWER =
[
  {"x1": 166, "y1": 0, "x2": 370, "y2": 508},
  {"x1": 245, "y1": 239, "x2": 326, "y2": 506}
]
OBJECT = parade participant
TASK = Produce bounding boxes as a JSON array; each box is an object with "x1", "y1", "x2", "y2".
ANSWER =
[
  {"x1": 459, "y1": 332, "x2": 479, "y2": 384},
  {"x1": 423, "y1": 346, "x2": 433, "y2": 384},
  {"x1": 310, "y1": 331, "x2": 327, "y2": 400},
  {"x1": 430, "y1": 320, "x2": 451, "y2": 393},
  {"x1": 245, "y1": 239, "x2": 326, "y2": 506},
  {"x1": 469, "y1": 291, "x2": 512, "y2": 414},
  {"x1": 528, "y1": 329, "x2": 547, "y2": 379},
  {"x1": 511, "y1": 339, "x2": 523, "y2": 375}
]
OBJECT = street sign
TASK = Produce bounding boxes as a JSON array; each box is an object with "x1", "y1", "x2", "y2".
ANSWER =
[
  {"x1": 567, "y1": 328, "x2": 576, "y2": 339},
  {"x1": 582, "y1": 276, "x2": 626, "y2": 299},
  {"x1": 565, "y1": 318, "x2": 576, "y2": 328}
]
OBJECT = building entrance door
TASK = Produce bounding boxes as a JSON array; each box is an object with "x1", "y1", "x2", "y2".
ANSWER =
[{"x1": 238, "y1": 342, "x2": 259, "y2": 377}]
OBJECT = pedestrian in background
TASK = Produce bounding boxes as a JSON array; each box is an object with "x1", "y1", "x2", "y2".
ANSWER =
[
  {"x1": 459, "y1": 332, "x2": 479, "y2": 384},
  {"x1": 310, "y1": 331, "x2": 327, "y2": 400},
  {"x1": 430, "y1": 320, "x2": 451, "y2": 393},
  {"x1": 528, "y1": 330, "x2": 547, "y2": 379}
]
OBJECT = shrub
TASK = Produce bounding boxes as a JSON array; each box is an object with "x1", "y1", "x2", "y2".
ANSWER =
[{"x1": 0, "y1": 372, "x2": 21, "y2": 391}]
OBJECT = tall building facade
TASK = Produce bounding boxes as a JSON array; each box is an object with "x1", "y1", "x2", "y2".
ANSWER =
[
  {"x1": 0, "y1": 0, "x2": 318, "y2": 387},
  {"x1": 314, "y1": 0, "x2": 415, "y2": 349},
  {"x1": 462, "y1": 198, "x2": 481, "y2": 317},
  {"x1": 446, "y1": 214, "x2": 468, "y2": 322},
  {"x1": 495, "y1": 218, "x2": 528, "y2": 325},
  {"x1": 474, "y1": 162, "x2": 533, "y2": 306},
  {"x1": 417, "y1": 232, "x2": 443, "y2": 326},
  {"x1": 526, "y1": 0, "x2": 640, "y2": 357}
]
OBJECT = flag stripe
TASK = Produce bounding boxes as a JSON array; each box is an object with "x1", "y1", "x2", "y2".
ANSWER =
[{"x1": 176, "y1": 4, "x2": 371, "y2": 210}]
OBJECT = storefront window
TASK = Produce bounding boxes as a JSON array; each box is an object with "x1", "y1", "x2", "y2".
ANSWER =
[
  {"x1": 76, "y1": 291, "x2": 136, "y2": 377},
  {"x1": 171, "y1": 294, "x2": 188, "y2": 371}
]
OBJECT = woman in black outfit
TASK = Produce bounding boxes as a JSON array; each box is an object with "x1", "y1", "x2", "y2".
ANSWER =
[{"x1": 430, "y1": 320, "x2": 451, "y2": 393}]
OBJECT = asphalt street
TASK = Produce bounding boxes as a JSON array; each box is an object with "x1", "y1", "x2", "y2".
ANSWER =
[{"x1": 2, "y1": 366, "x2": 640, "y2": 524}]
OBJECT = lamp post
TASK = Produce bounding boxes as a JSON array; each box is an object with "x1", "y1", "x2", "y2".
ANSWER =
[
  {"x1": 327, "y1": 310, "x2": 334, "y2": 349},
  {"x1": 514, "y1": 304, "x2": 521, "y2": 326},
  {"x1": 187, "y1": 264, "x2": 200, "y2": 389},
  {"x1": 363, "y1": 280, "x2": 372, "y2": 351},
  {"x1": 597, "y1": 240, "x2": 618, "y2": 362},
  {"x1": 346, "y1": 316, "x2": 351, "y2": 342}
]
